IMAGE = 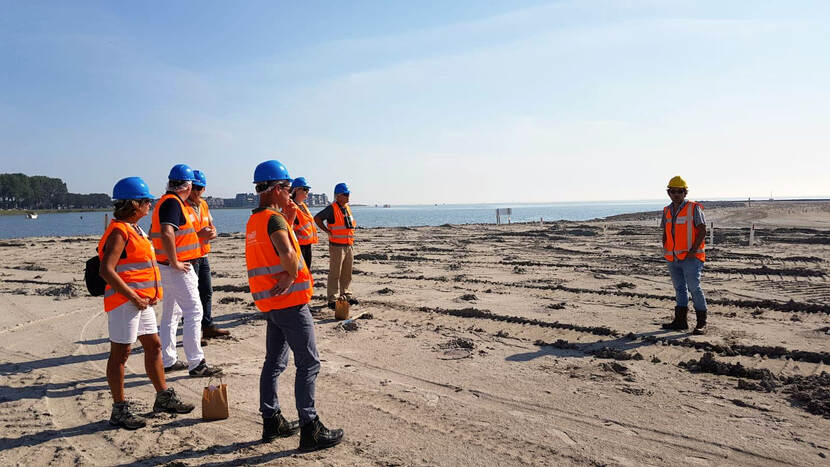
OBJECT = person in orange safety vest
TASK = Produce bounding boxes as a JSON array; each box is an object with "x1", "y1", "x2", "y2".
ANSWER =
[
  {"x1": 150, "y1": 164, "x2": 222, "y2": 377},
  {"x1": 313, "y1": 182, "x2": 357, "y2": 310},
  {"x1": 246, "y1": 160, "x2": 344, "y2": 452},
  {"x1": 99, "y1": 176, "x2": 194, "y2": 430},
  {"x1": 186, "y1": 169, "x2": 230, "y2": 340},
  {"x1": 660, "y1": 175, "x2": 708, "y2": 334},
  {"x1": 289, "y1": 176, "x2": 319, "y2": 270}
]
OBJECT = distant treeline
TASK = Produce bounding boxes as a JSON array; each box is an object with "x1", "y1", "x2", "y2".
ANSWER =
[{"x1": 0, "y1": 173, "x2": 110, "y2": 210}]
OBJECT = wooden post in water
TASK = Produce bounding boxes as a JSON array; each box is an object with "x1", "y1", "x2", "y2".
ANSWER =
[
  {"x1": 749, "y1": 223, "x2": 755, "y2": 246},
  {"x1": 104, "y1": 213, "x2": 108, "y2": 232}
]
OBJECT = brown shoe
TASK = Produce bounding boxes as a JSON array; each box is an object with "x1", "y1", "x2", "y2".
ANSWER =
[{"x1": 203, "y1": 326, "x2": 230, "y2": 338}]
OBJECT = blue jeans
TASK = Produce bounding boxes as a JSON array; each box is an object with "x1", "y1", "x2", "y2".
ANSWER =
[
  {"x1": 259, "y1": 303, "x2": 320, "y2": 424},
  {"x1": 191, "y1": 256, "x2": 213, "y2": 328},
  {"x1": 668, "y1": 258, "x2": 707, "y2": 312}
]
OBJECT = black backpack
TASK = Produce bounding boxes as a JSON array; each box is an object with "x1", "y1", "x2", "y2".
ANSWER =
[{"x1": 84, "y1": 255, "x2": 107, "y2": 296}]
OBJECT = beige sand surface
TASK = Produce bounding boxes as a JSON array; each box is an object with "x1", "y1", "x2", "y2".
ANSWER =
[{"x1": 1, "y1": 203, "x2": 829, "y2": 466}]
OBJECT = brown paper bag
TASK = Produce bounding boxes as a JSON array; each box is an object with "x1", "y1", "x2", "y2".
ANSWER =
[
  {"x1": 334, "y1": 295, "x2": 350, "y2": 320},
  {"x1": 202, "y1": 378, "x2": 229, "y2": 420}
]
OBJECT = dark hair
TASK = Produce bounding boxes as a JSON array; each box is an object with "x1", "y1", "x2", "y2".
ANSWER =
[
  {"x1": 113, "y1": 200, "x2": 140, "y2": 220},
  {"x1": 168, "y1": 179, "x2": 190, "y2": 190},
  {"x1": 255, "y1": 181, "x2": 278, "y2": 194}
]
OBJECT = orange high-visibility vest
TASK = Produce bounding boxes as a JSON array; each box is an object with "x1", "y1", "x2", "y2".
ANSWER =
[
  {"x1": 150, "y1": 194, "x2": 201, "y2": 263},
  {"x1": 293, "y1": 202, "x2": 318, "y2": 246},
  {"x1": 663, "y1": 201, "x2": 706, "y2": 262},
  {"x1": 329, "y1": 203, "x2": 355, "y2": 245},
  {"x1": 187, "y1": 198, "x2": 213, "y2": 256},
  {"x1": 245, "y1": 208, "x2": 313, "y2": 312},
  {"x1": 98, "y1": 220, "x2": 163, "y2": 312}
]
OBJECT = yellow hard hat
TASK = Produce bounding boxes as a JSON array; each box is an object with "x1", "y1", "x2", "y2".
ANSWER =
[{"x1": 667, "y1": 176, "x2": 687, "y2": 189}]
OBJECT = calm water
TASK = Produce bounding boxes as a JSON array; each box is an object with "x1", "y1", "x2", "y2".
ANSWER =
[{"x1": 0, "y1": 202, "x2": 665, "y2": 239}]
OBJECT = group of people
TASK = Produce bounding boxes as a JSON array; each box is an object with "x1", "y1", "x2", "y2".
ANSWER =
[
  {"x1": 98, "y1": 160, "x2": 707, "y2": 454},
  {"x1": 99, "y1": 160, "x2": 348, "y2": 452}
]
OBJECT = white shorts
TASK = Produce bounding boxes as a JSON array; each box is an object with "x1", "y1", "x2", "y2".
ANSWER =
[{"x1": 108, "y1": 303, "x2": 158, "y2": 344}]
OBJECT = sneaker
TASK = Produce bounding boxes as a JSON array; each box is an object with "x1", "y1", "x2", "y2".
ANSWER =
[
  {"x1": 203, "y1": 326, "x2": 230, "y2": 338},
  {"x1": 109, "y1": 401, "x2": 146, "y2": 430},
  {"x1": 189, "y1": 359, "x2": 223, "y2": 377},
  {"x1": 327, "y1": 302, "x2": 336, "y2": 310},
  {"x1": 163, "y1": 361, "x2": 188, "y2": 373},
  {"x1": 346, "y1": 297, "x2": 359, "y2": 305},
  {"x1": 153, "y1": 388, "x2": 195, "y2": 414},
  {"x1": 262, "y1": 411, "x2": 300, "y2": 442},
  {"x1": 298, "y1": 416, "x2": 343, "y2": 452}
]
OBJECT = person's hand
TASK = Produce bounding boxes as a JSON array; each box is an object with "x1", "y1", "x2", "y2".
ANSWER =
[
  {"x1": 131, "y1": 295, "x2": 150, "y2": 310},
  {"x1": 148, "y1": 297, "x2": 159, "y2": 306},
  {"x1": 270, "y1": 271, "x2": 294, "y2": 296},
  {"x1": 172, "y1": 261, "x2": 191, "y2": 272},
  {"x1": 198, "y1": 226, "x2": 216, "y2": 241}
]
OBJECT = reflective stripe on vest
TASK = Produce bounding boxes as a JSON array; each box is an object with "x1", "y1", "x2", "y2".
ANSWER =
[
  {"x1": 245, "y1": 208, "x2": 314, "y2": 312},
  {"x1": 328, "y1": 203, "x2": 355, "y2": 245},
  {"x1": 251, "y1": 280, "x2": 313, "y2": 301},
  {"x1": 98, "y1": 220, "x2": 163, "y2": 312},
  {"x1": 663, "y1": 202, "x2": 705, "y2": 262},
  {"x1": 150, "y1": 194, "x2": 201, "y2": 262},
  {"x1": 293, "y1": 203, "x2": 318, "y2": 245}
]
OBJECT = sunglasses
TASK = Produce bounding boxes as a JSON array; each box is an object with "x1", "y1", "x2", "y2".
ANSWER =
[
  {"x1": 276, "y1": 182, "x2": 292, "y2": 190},
  {"x1": 298, "y1": 187, "x2": 310, "y2": 192},
  {"x1": 192, "y1": 186, "x2": 205, "y2": 191},
  {"x1": 139, "y1": 198, "x2": 153, "y2": 205},
  {"x1": 667, "y1": 189, "x2": 686, "y2": 195}
]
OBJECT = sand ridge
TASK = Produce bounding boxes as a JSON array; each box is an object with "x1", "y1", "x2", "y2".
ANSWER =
[{"x1": 1, "y1": 203, "x2": 829, "y2": 465}]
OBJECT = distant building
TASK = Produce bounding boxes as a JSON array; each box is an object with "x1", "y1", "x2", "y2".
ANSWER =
[
  {"x1": 223, "y1": 193, "x2": 259, "y2": 208},
  {"x1": 204, "y1": 196, "x2": 224, "y2": 208},
  {"x1": 308, "y1": 193, "x2": 329, "y2": 207}
]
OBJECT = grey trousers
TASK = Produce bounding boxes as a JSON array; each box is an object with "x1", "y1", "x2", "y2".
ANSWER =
[{"x1": 259, "y1": 303, "x2": 320, "y2": 424}]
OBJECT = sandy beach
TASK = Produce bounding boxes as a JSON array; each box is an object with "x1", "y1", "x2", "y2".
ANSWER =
[{"x1": 1, "y1": 201, "x2": 829, "y2": 466}]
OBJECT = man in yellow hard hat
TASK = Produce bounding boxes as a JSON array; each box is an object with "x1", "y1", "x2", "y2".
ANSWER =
[{"x1": 660, "y1": 176, "x2": 708, "y2": 334}]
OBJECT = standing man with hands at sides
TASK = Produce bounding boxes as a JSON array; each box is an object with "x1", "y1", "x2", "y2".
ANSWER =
[
  {"x1": 290, "y1": 177, "x2": 318, "y2": 270},
  {"x1": 100, "y1": 177, "x2": 194, "y2": 430},
  {"x1": 314, "y1": 182, "x2": 357, "y2": 310},
  {"x1": 660, "y1": 175, "x2": 709, "y2": 335},
  {"x1": 246, "y1": 160, "x2": 343, "y2": 451},
  {"x1": 150, "y1": 164, "x2": 222, "y2": 377},
  {"x1": 187, "y1": 169, "x2": 230, "y2": 340}
]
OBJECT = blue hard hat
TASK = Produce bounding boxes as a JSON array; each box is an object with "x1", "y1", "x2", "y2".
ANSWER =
[
  {"x1": 334, "y1": 182, "x2": 350, "y2": 195},
  {"x1": 253, "y1": 160, "x2": 291, "y2": 183},
  {"x1": 113, "y1": 177, "x2": 153, "y2": 200},
  {"x1": 291, "y1": 177, "x2": 310, "y2": 190},
  {"x1": 168, "y1": 164, "x2": 196, "y2": 181},
  {"x1": 192, "y1": 170, "x2": 207, "y2": 187}
]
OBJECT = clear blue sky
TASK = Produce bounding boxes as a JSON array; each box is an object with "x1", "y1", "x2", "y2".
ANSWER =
[{"x1": 1, "y1": 1, "x2": 828, "y2": 204}]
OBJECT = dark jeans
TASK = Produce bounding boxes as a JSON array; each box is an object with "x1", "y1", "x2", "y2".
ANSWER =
[
  {"x1": 259, "y1": 303, "x2": 320, "y2": 424},
  {"x1": 300, "y1": 244, "x2": 312, "y2": 270},
  {"x1": 191, "y1": 256, "x2": 213, "y2": 328}
]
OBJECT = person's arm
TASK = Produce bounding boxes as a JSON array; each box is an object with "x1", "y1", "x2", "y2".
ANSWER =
[
  {"x1": 269, "y1": 229, "x2": 299, "y2": 295},
  {"x1": 689, "y1": 206, "x2": 707, "y2": 253},
  {"x1": 161, "y1": 224, "x2": 190, "y2": 271},
  {"x1": 690, "y1": 224, "x2": 706, "y2": 253},
  {"x1": 99, "y1": 230, "x2": 149, "y2": 309},
  {"x1": 314, "y1": 213, "x2": 329, "y2": 235}
]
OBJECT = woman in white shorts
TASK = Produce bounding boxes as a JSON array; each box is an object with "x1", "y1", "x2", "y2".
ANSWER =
[{"x1": 98, "y1": 177, "x2": 194, "y2": 429}]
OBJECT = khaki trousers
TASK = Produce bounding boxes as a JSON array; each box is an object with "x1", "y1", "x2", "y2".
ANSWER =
[{"x1": 327, "y1": 244, "x2": 353, "y2": 302}]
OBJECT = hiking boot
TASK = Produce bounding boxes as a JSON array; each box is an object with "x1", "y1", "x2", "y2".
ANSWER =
[
  {"x1": 203, "y1": 326, "x2": 230, "y2": 338},
  {"x1": 327, "y1": 302, "x2": 336, "y2": 310},
  {"x1": 298, "y1": 416, "x2": 343, "y2": 452},
  {"x1": 153, "y1": 388, "x2": 195, "y2": 414},
  {"x1": 163, "y1": 361, "x2": 188, "y2": 373},
  {"x1": 661, "y1": 306, "x2": 688, "y2": 330},
  {"x1": 262, "y1": 412, "x2": 300, "y2": 442},
  {"x1": 692, "y1": 310, "x2": 707, "y2": 335},
  {"x1": 189, "y1": 359, "x2": 223, "y2": 377},
  {"x1": 346, "y1": 296, "x2": 359, "y2": 306},
  {"x1": 109, "y1": 401, "x2": 146, "y2": 430}
]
